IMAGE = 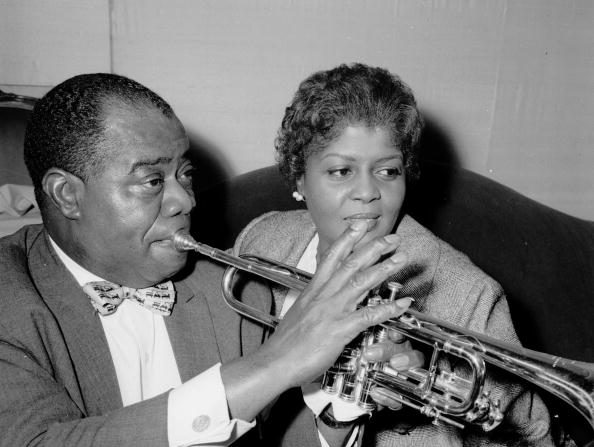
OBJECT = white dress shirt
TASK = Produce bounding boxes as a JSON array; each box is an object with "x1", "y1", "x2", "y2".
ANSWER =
[
  {"x1": 281, "y1": 234, "x2": 364, "y2": 447},
  {"x1": 49, "y1": 237, "x2": 254, "y2": 446}
]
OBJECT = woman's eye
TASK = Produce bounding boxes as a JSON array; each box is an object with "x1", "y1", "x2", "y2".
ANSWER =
[
  {"x1": 377, "y1": 167, "x2": 402, "y2": 178},
  {"x1": 328, "y1": 168, "x2": 351, "y2": 178}
]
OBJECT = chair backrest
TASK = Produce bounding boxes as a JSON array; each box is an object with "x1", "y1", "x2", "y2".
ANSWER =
[
  {"x1": 195, "y1": 161, "x2": 594, "y2": 444},
  {"x1": 0, "y1": 90, "x2": 36, "y2": 186},
  {"x1": 197, "y1": 161, "x2": 594, "y2": 361}
]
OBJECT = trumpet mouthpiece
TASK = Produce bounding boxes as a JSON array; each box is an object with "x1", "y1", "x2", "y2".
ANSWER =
[{"x1": 172, "y1": 231, "x2": 200, "y2": 252}]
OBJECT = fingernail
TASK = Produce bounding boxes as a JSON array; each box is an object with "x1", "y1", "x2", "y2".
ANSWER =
[
  {"x1": 363, "y1": 344, "x2": 383, "y2": 361},
  {"x1": 389, "y1": 252, "x2": 407, "y2": 264},
  {"x1": 395, "y1": 297, "x2": 414, "y2": 309},
  {"x1": 350, "y1": 220, "x2": 367, "y2": 232},
  {"x1": 390, "y1": 353, "x2": 409, "y2": 369},
  {"x1": 383, "y1": 234, "x2": 399, "y2": 244},
  {"x1": 369, "y1": 388, "x2": 384, "y2": 402}
]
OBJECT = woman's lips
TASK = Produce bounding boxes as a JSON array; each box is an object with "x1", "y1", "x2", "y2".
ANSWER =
[{"x1": 344, "y1": 214, "x2": 380, "y2": 231}]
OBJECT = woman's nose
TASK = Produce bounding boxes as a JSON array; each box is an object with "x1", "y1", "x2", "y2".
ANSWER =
[
  {"x1": 351, "y1": 173, "x2": 380, "y2": 202},
  {"x1": 162, "y1": 180, "x2": 196, "y2": 216}
]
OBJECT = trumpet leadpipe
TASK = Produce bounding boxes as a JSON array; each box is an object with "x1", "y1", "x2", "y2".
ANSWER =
[
  {"x1": 173, "y1": 231, "x2": 307, "y2": 295},
  {"x1": 173, "y1": 231, "x2": 308, "y2": 327}
]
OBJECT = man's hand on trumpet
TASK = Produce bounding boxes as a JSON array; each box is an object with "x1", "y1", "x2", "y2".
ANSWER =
[
  {"x1": 221, "y1": 220, "x2": 423, "y2": 422},
  {"x1": 261, "y1": 220, "x2": 415, "y2": 388}
]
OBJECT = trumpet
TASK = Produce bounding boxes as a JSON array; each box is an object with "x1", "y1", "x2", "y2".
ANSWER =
[{"x1": 173, "y1": 231, "x2": 594, "y2": 432}]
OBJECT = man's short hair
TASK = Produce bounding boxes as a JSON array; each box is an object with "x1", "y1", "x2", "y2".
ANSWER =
[{"x1": 24, "y1": 73, "x2": 175, "y2": 211}]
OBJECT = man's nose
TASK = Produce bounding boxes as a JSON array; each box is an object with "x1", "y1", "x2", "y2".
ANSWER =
[{"x1": 162, "y1": 180, "x2": 196, "y2": 216}]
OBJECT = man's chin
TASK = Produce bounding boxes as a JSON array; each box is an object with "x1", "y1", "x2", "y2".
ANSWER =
[
  {"x1": 165, "y1": 249, "x2": 188, "y2": 269},
  {"x1": 149, "y1": 249, "x2": 188, "y2": 281}
]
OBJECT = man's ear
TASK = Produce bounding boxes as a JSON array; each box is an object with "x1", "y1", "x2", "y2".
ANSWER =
[{"x1": 42, "y1": 168, "x2": 85, "y2": 220}]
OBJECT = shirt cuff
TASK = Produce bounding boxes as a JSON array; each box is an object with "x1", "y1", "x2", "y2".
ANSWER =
[{"x1": 168, "y1": 363, "x2": 256, "y2": 446}]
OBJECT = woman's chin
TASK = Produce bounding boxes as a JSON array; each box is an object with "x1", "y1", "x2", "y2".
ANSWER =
[{"x1": 359, "y1": 223, "x2": 394, "y2": 246}]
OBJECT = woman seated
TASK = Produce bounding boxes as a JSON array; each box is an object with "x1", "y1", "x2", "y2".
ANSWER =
[{"x1": 234, "y1": 63, "x2": 562, "y2": 446}]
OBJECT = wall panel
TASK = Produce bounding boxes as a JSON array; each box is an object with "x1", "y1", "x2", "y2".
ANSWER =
[
  {"x1": 1, "y1": 0, "x2": 592, "y2": 219},
  {"x1": 0, "y1": 0, "x2": 110, "y2": 89}
]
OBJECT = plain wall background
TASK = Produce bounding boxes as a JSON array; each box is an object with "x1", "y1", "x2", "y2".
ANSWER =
[{"x1": 1, "y1": 0, "x2": 593, "y2": 220}]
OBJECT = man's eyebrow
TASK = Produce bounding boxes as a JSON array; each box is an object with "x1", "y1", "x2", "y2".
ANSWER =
[{"x1": 128, "y1": 157, "x2": 172, "y2": 175}]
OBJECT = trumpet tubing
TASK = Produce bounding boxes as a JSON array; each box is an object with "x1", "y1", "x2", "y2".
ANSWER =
[{"x1": 173, "y1": 231, "x2": 594, "y2": 432}]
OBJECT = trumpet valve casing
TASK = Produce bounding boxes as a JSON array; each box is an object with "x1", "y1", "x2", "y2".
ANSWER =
[{"x1": 321, "y1": 291, "x2": 397, "y2": 411}]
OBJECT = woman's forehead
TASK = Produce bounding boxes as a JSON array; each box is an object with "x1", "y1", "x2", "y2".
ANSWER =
[{"x1": 314, "y1": 126, "x2": 398, "y2": 154}]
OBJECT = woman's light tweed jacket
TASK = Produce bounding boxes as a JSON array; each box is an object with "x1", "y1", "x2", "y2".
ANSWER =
[{"x1": 234, "y1": 210, "x2": 558, "y2": 447}]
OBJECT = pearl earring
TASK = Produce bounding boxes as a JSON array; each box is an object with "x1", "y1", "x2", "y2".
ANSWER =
[{"x1": 292, "y1": 191, "x2": 305, "y2": 202}]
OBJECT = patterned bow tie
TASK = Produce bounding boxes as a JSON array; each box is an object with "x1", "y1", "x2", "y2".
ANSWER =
[{"x1": 83, "y1": 281, "x2": 176, "y2": 316}]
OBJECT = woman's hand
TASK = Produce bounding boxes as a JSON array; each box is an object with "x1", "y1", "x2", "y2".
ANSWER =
[{"x1": 363, "y1": 329, "x2": 425, "y2": 411}]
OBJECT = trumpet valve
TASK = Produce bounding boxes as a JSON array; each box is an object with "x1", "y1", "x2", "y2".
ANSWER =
[
  {"x1": 386, "y1": 281, "x2": 403, "y2": 302},
  {"x1": 466, "y1": 391, "x2": 503, "y2": 432},
  {"x1": 321, "y1": 368, "x2": 341, "y2": 395},
  {"x1": 355, "y1": 377, "x2": 377, "y2": 411},
  {"x1": 339, "y1": 373, "x2": 358, "y2": 403},
  {"x1": 321, "y1": 347, "x2": 360, "y2": 396}
]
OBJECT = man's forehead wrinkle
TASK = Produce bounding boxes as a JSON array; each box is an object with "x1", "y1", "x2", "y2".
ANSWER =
[
  {"x1": 102, "y1": 98, "x2": 163, "y2": 127},
  {"x1": 98, "y1": 100, "x2": 189, "y2": 170},
  {"x1": 103, "y1": 115, "x2": 134, "y2": 137},
  {"x1": 102, "y1": 109, "x2": 172, "y2": 145}
]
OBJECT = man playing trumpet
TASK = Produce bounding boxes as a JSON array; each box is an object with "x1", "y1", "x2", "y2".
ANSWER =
[{"x1": 0, "y1": 72, "x2": 417, "y2": 447}]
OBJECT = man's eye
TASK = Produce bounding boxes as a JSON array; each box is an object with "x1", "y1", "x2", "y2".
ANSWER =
[
  {"x1": 178, "y1": 168, "x2": 195, "y2": 187},
  {"x1": 144, "y1": 177, "x2": 164, "y2": 188}
]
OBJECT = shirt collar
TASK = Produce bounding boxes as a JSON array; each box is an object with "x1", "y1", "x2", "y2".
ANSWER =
[
  {"x1": 296, "y1": 233, "x2": 319, "y2": 274},
  {"x1": 48, "y1": 235, "x2": 104, "y2": 286}
]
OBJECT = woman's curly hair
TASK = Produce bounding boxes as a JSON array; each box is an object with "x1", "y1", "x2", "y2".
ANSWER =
[{"x1": 275, "y1": 63, "x2": 424, "y2": 190}]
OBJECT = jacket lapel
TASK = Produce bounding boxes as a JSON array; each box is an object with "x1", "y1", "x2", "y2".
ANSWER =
[
  {"x1": 166, "y1": 265, "x2": 225, "y2": 382},
  {"x1": 29, "y1": 230, "x2": 122, "y2": 415},
  {"x1": 237, "y1": 210, "x2": 316, "y2": 318},
  {"x1": 166, "y1": 257, "x2": 270, "y2": 382}
]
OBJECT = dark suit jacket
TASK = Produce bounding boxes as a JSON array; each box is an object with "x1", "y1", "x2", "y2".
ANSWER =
[{"x1": 0, "y1": 224, "x2": 271, "y2": 446}]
